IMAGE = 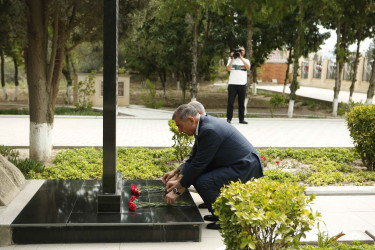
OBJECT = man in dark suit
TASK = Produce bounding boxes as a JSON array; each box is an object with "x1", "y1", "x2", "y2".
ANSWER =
[{"x1": 164, "y1": 104, "x2": 263, "y2": 229}]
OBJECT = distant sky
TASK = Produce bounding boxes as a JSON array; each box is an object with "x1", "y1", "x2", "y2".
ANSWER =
[{"x1": 318, "y1": 26, "x2": 372, "y2": 59}]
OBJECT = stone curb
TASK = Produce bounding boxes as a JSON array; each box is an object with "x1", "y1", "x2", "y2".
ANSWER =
[{"x1": 305, "y1": 186, "x2": 375, "y2": 196}]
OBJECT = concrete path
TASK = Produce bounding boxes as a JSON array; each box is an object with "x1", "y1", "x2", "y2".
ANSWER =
[
  {"x1": 258, "y1": 84, "x2": 375, "y2": 104},
  {"x1": 0, "y1": 116, "x2": 353, "y2": 148}
]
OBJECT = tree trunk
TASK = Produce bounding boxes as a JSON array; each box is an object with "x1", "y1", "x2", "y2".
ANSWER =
[
  {"x1": 1, "y1": 47, "x2": 8, "y2": 101},
  {"x1": 283, "y1": 48, "x2": 293, "y2": 95},
  {"x1": 190, "y1": 16, "x2": 198, "y2": 101},
  {"x1": 158, "y1": 69, "x2": 167, "y2": 98},
  {"x1": 349, "y1": 32, "x2": 362, "y2": 102},
  {"x1": 366, "y1": 50, "x2": 375, "y2": 105},
  {"x1": 251, "y1": 66, "x2": 258, "y2": 95},
  {"x1": 13, "y1": 56, "x2": 19, "y2": 101},
  {"x1": 245, "y1": 16, "x2": 254, "y2": 115},
  {"x1": 289, "y1": 0, "x2": 304, "y2": 118},
  {"x1": 333, "y1": 17, "x2": 341, "y2": 116},
  {"x1": 62, "y1": 52, "x2": 73, "y2": 104},
  {"x1": 246, "y1": 16, "x2": 254, "y2": 96},
  {"x1": 26, "y1": 0, "x2": 66, "y2": 162}
]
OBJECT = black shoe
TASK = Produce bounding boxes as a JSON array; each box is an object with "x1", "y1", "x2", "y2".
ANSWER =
[
  {"x1": 207, "y1": 222, "x2": 221, "y2": 230},
  {"x1": 203, "y1": 214, "x2": 219, "y2": 222},
  {"x1": 239, "y1": 120, "x2": 248, "y2": 124},
  {"x1": 227, "y1": 119, "x2": 231, "y2": 124},
  {"x1": 198, "y1": 203, "x2": 207, "y2": 209}
]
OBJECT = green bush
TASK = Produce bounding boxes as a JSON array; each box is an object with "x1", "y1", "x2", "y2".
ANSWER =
[
  {"x1": 346, "y1": 105, "x2": 375, "y2": 171},
  {"x1": 75, "y1": 70, "x2": 96, "y2": 111},
  {"x1": 55, "y1": 107, "x2": 102, "y2": 116},
  {"x1": 300, "y1": 241, "x2": 375, "y2": 250},
  {"x1": 0, "y1": 108, "x2": 29, "y2": 115},
  {"x1": 258, "y1": 148, "x2": 359, "y2": 164},
  {"x1": 35, "y1": 147, "x2": 176, "y2": 180},
  {"x1": 168, "y1": 120, "x2": 194, "y2": 162},
  {"x1": 0, "y1": 145, "x2": 20, "y2": 158},
  {"x1": 8, "y1": 157, "x2": 45, "y2": 178},
  {"x1": 213, "y1": 179, "x2": 319, "y2": 250},
  {"x1": 263, "y1": 169, "x2": 299, "y2": 182},
  {"x1": 141, "y1": 79, "x2": 164, "y2": 109},
  {"x1": 269, "y1": 94, "x2": 287, "y2": 117}
]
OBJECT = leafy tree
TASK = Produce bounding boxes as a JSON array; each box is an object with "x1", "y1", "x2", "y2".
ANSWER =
[
  {"x1": 321, "y1": 0, "x2": 359, "y2": 116},
  {"x1": 366, "y1": 39, "x2": 375, "y2": 105},
  {"x1": 156, "y1": 0, "x2": 214, "y2": 101},
  {"x1": 0, "y1": 0, "x2": 26, "y2": 101},
  {"x1": 348, "y1": 0, "x2": 375, "y2": 102},
  {"x1": 23, "y1": 0, "x2": 149, "y2": 162},
  {"x1": 286, "y1": 0, "x2": 328, "y2": 118}
]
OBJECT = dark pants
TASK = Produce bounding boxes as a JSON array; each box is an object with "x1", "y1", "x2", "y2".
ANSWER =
[
  {"x1": 193, "y1": 154, "x2": 263, "y2": 213},
  {"x1": 227, "y1": 84, "x2": 246, "y2": 121}
]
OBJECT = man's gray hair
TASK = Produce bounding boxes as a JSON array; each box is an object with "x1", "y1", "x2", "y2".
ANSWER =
[
  {"x1": 189, "y1": 101, "x2": 206, "y2": 115},
  {"x1": 172, "y1": 104, "x2": 199, "y2": 121}
]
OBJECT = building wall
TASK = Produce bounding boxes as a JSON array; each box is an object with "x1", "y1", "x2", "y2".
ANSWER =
[
  {"x1": 297, "y1": 58, "x2": 370, "y2": 93},
  {"x1": 258, "y1": 62, "x2": 288, "y2": 84},
  {"x1": 73, "y1": 73, "x2": 130, "y2": 107},
  {"x1": 257, "y1": 56, "x2": 371, "y2": 94}
]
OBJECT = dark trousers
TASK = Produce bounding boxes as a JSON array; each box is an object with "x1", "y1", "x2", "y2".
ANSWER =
[
  {"x1": 227, "y1": 84, "x2": 246, "y2": 121},
  {"x1": 193, "y1": 154, "x2": 263, "y2": 213}
]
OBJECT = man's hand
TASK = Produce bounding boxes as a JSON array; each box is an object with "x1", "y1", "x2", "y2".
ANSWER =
[
  {"x1": 164, "y1": 191, "x2": 178, "y2": 205},
  {"x1": 162, "y1": 169, "x2": 178, "y2": 184},
  {"x1": 166, "y1": 179, "x2": 178, "y2": 193},
  {"x1": 164, "y1": 182, "x2": 187, "y2": 205}
]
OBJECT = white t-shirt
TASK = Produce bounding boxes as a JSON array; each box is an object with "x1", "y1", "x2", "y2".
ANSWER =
[{"x1": 227, "y1": 57, "x2": 250, "y2": 85}]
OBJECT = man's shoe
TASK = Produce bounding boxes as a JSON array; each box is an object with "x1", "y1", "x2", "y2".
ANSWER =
[
  {"x1": 203, "y1": 214, "x2": 219, "y2": 222},
  {"x1": 239, "y1": 120, "x2": 248, "y2": 124},
  {"x1": 198, "y1": 203, "x2": 208, "y2": 209},
  {"x1": 227, "y1": 119, "x2": 231, "y2": 124},
  {"x1": 207, "y1": 222, "x2": 221, "y2": 230}
]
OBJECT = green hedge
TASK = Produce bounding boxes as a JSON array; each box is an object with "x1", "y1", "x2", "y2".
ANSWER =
[
  {"x1": 29, "y1": 147, "x2": 176, "y2": 180},
  {"x1": 346, "y1": 105, "x2": 375, "y2": 171},
  {"x1": 213, "y1": 179, "x2": 319, "y2": 249}
]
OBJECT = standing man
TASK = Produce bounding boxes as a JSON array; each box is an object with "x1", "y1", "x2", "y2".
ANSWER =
[
  {"x1": 164, "y1": 104, "x2": 263, "y2": 230},
  {"x1": 226, "y1": 46, "x2": 250, "y2": 124}
]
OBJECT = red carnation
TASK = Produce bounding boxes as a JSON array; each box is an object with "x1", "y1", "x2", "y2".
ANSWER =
[
  {"x1": 129, "y1": 202, "x2": 136, "y2": 211},
  {"x1": 276, "y1": 161, "x2": 280, "y2": 165},
  {"x1": 130, "y1": 195, "x2": 136, "y2": 202},
  {"x1": 261, "y1": 156, "x2": 266, "y2": 161},
  {"x1": 131, "y1": 184, "x2": 140, "y2": 195}
]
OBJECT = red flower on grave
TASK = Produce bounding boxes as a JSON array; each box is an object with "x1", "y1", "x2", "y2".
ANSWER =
[
  {"x1": 131, "y1": 184, "x2": 140, "y2": 195},
  {"x1": 129, "y1": 202, "x2": 136, "y2": 211},
  {"x1": 276, "y1": 161, "x2": 280, "y2": 165},
  {"x1": 130, "y1": 195, "x2": 136, "y2": 202},
  {"x1": 261, "y1": 156, "x2": 266, "y2": 161}
]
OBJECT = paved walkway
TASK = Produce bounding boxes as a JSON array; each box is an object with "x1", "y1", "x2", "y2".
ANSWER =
[
  {"x1": 1, "y1": 86, "x2": 375, "y2": 249},
  {"x1": 0, "y1": 115, "x2": 353, "y2": 148},
  {"x1": 258, "y1": 84, "x2": 375, "y2": 104}
]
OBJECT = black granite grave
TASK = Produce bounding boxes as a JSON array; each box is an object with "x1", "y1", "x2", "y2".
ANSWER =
[{"x1": 11, "y1": 179, "x2": 204, "y2": 243}]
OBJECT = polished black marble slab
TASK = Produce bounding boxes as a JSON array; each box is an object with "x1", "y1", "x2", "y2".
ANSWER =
[{"x1": 11, "y1": 179, "x2": 204, "y2": 243}]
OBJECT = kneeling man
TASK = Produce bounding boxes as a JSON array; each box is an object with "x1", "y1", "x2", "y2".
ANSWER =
[{"x1": 164, "y1": 104, "x2": 263, "y2": 229}]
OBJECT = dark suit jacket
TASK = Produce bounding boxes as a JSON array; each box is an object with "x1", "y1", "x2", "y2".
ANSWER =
[{"x1": 180, "y1": 115, "x2": 263, "y2": 188}]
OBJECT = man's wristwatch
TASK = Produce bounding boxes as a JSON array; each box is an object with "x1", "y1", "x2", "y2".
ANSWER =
[{"x1": 173, "y1": 187, "x2": 181, "y2": 196}]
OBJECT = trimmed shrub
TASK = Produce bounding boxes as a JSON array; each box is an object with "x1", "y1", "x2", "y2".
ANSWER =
[
  {"x1": 346, "y1": 105, "x2": 375, "y2": 171},
  {"x1": 213, "y1": 179, "x2": 319, "y2": 250},
  {"x1": 168, "y1": 120, "x2": 194, "y2": 162}
]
